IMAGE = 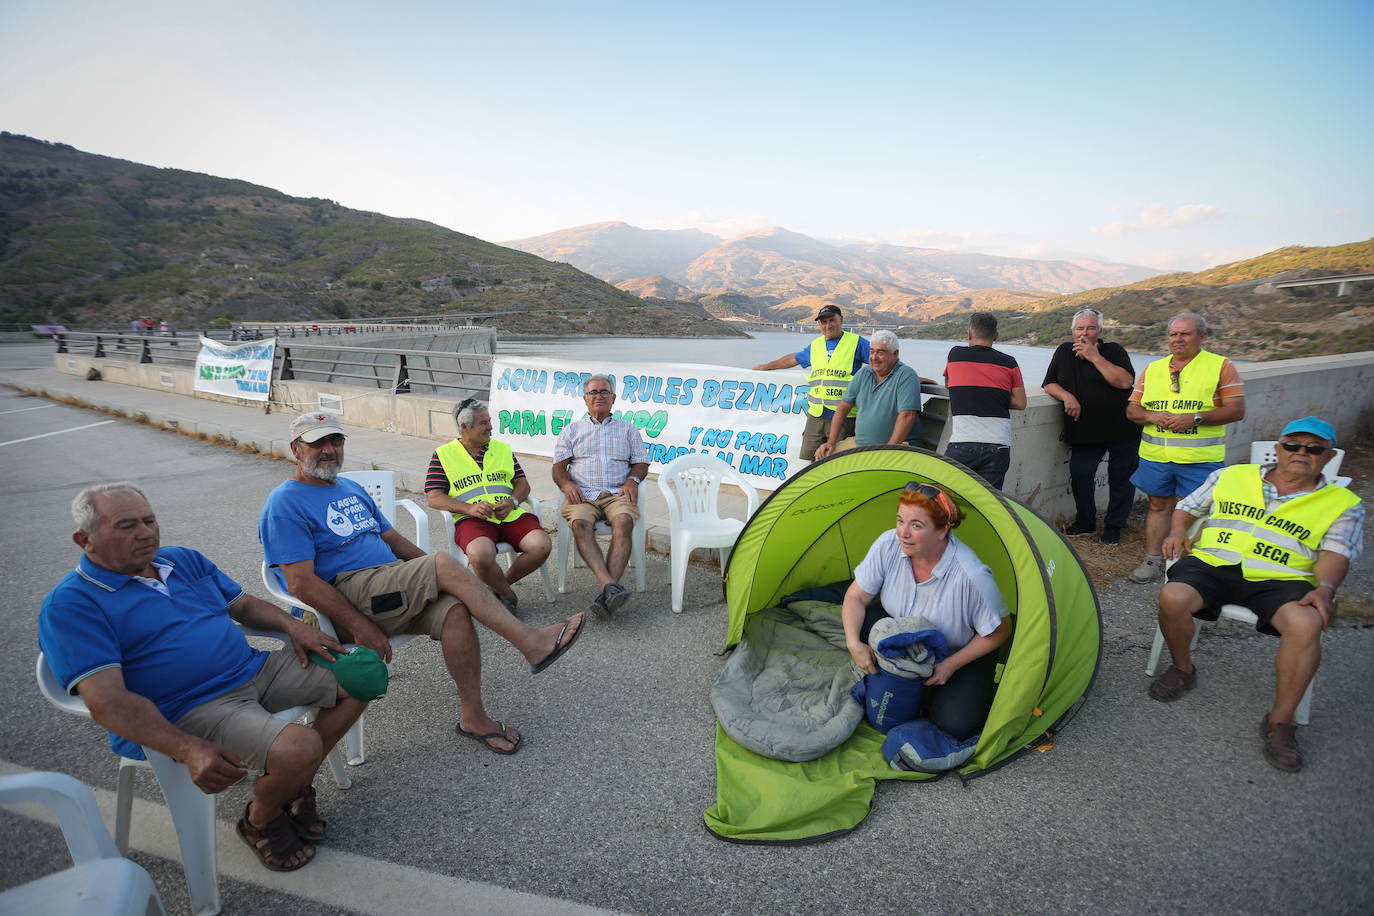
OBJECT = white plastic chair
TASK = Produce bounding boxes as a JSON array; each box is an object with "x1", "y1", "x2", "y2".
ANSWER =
[
  {"x1": 554, "y1": 491, "x2": 648, "y2": 595},
  {"x1": 260, "y1": 562, "x2": 413, "y2": 766},
  {"x1": 657, "y1": 454, "x2": 760, "y2": 613},
  {"x1": 437, "y1": 497, "x2": 555, "y2": 603},
  {"x1": 339, "y1": 470, "x2": 429, "y2": 553},
  {"x1": 1146, "y1": 442, "x2": 1349, "y2": 725},
  {"x1": 0, "y1": 770, "x2": 166, "y2": 916}
]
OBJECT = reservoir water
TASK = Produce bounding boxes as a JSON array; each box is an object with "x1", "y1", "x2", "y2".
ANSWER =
[{"x1": 499, "y1": 331, "x2": 1156, "y2": 391}]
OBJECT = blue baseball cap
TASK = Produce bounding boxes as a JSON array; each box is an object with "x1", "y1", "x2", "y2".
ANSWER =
[{"x1": 1280, "y1": 416, "x2": 1336, "y2": 445}]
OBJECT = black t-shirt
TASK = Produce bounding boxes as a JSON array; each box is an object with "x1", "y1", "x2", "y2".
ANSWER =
[{"x1": 1041, "y1": 340, "x2": 1140, "y2": 446}]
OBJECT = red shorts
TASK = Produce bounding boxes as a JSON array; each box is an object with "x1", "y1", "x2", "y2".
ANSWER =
[{"x1": 453, "y1": 512, "x2": 544, "y2": 553}]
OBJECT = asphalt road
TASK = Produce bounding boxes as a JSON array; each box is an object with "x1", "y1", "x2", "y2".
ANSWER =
[{"x1": 2, "y1": 387, "x2": 1372, "y2": 915}]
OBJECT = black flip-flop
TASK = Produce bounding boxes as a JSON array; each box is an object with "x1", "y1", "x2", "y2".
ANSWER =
[
  {"x1": 530, "y1": 614, "x2": 585, "y2": 674},
  {"x1": 455, "y1": 720, "x2": 522, "y2": 755}
]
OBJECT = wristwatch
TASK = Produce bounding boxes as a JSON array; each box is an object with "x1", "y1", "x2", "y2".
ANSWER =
[
  {"x1": 1193, "y1": 412, "x2": 1204, "y2": 426},
  {"x1": 1317, "y1": 580, "x2": 1339, "y2": 597},
  {"x1": 629, "y1": 475, "x2": 645, "y2": 483}
]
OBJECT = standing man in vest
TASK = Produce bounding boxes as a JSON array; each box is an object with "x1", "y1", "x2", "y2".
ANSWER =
[
  {"x1": 1149, "y1": 417, "x2": 1361, "y2": 772},
  {"x1": 1041, "y1": 309, "x2": 1140, "y2": 544},
  {"x1": 753, "y1": 304, "x2": 870, "y2": 460},
  {"x1": 426, "y1": 398, "x2": 551, "y2": 617},
  {"x1": 942, "y1": 312, "x2": 1026, "y2": 489},
  {"x1": 1125, "y1": 313, "x2": 1245, "y2": 583}
]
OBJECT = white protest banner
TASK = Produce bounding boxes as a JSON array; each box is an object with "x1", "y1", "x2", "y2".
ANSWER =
[
  {"x1": 489, "y1": 357, "x2": 812, "y2": 490},
  {"x1": 194, "y1": 336, "x2": 276, "y2": 401}
]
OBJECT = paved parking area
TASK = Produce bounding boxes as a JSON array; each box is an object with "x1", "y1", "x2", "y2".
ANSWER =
[{"x1": 2, "y1": 371, "x2": 1372, "y2": 915}]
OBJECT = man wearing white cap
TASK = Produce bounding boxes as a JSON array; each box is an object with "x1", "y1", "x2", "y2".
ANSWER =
[
  {"x1": 259, "y1": 413, "x2": 586, "y2": 757},
  {"x1": 1148, "y1": 416, "x2": 1362, "y2": 772}
]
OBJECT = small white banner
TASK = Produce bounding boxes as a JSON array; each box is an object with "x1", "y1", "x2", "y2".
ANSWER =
[
  {"x1": 194, "y1": 336, "x2": 276, "y2": 401},
  {"x1": 488, "y1": 357, "x2": 810, "y2": 490}
]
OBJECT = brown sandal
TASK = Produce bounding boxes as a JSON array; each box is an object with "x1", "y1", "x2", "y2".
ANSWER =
[
  {"x1": 236, "y1": 803, "x2": 314, "y2": 872},
  {"x1": 284, "y1": 784, "x2": 327, "y2": 841}
]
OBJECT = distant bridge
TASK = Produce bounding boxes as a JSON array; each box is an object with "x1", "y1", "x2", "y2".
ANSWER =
[{"x1": 1259, "y1": 272, "x2": 1374, "y2": 296}]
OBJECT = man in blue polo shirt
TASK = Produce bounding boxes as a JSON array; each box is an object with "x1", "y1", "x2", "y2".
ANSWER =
[{"x1": 40, "y1": 482, "x2": 366, "y2": 872}]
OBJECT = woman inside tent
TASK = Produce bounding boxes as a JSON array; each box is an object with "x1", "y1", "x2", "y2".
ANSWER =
[{"x1": 842, "y1": 482, "x2": 1011, "y2": 739}]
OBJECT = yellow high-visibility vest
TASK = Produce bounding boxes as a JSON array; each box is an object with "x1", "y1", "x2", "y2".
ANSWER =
[
  {"x1": 435, "y1": 439, "x2": 527, "y2": 524},
  {"x1": 805, "y1": 332, "x2": 861, "y2": 418},
  {"x1": 1191, "y1": 464, "x2": 1359, "y2": 581},
  {"x1": 1138, "y1": 349, "x2": 1228, "y2": 463}
]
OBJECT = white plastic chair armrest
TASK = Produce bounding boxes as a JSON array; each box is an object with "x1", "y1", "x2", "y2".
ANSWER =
[{"x1": 394, "y1": 497, "x2": 430, "y2": 553}]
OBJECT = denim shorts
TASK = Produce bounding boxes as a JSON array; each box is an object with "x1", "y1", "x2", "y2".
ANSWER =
[{"x1": 1129, "y1": 458, "x2": 1222, "y2": 499}]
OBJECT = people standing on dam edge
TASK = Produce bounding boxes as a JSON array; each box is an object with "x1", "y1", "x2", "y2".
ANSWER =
[
  {"x1": 1041, "y1": 308, "x2": 1139, "y2": 545},
  {"x1": 1125, "y1": 313, "x2": 1245, "y2": 583},
  {"x1": 753, "y1": 304, "x2": 870, "y2": 461}
]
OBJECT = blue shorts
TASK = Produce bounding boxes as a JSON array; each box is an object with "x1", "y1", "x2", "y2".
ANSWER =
[{"x1": 1129, "y1": 458, "x2": 1223, "y2": 499}]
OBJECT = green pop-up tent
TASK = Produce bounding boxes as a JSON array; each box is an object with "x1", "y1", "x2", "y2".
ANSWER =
[{"x1": 704, "y1": 446, "x2": 1102, "y2": 842}]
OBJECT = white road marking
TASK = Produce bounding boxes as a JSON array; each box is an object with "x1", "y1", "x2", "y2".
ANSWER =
[
  {"x1": 0, "y1": 760, "x2": 618, "y2": 916},
  {"x1": 0, "y1": 404, "x2": 55, "y2": 415},
  {"x1": 0, "y1": 419, "x2": 115, "y2": 447}
]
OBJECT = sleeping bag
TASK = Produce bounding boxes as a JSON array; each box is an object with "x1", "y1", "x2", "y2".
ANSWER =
[{"x1": 848, "y1": 616, "x2": 950, "y2": 732}]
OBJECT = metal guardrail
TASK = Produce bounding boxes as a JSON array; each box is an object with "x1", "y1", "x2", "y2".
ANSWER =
[
  {"x1": 53, "y1": 331, "x2": 493, "y2": 398},
  {"x1": 278, "y1": 343, "x2": 492, "y2": 397}
]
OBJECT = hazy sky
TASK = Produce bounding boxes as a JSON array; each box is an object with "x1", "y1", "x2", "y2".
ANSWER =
[{"x1": 2, "y1": 0, "x2": 1371, "y2": 271}]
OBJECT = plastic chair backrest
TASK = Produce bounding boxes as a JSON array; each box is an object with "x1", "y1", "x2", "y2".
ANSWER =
[
  {"x1": 660, "y1": 453, "x2": 759, "y2": 524},
  {"x1": 37, "y1": 654, "x2": 90, "y2": 719},
  {"x1": 1248, "y1": 440, "x2": 1345, "y2": 478},
  {"x1": 340, "y1": 470, "x2": 397, "y2": 520}
]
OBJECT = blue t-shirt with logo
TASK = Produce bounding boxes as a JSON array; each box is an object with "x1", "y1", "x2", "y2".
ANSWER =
[
  {"x1": 39, "y1": 547, "x2": 266, "y2": 759},
  {"x1": 259, "y1": 478, "x2": 397, "y2": 582}
]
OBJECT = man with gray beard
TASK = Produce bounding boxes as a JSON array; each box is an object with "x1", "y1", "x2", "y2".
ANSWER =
[{"x1": 259, "y1": 413, "x2": 586, "y2": 756}]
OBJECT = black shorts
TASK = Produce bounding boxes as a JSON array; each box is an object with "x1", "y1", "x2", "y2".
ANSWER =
[{"x1": 1165, "y1": 556, "x2": 1312, "y2": 636}]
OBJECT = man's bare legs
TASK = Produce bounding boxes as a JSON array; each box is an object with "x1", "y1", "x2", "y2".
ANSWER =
[
  {"x1": 570, "y1": 518, "x2": 616, "y2": 588},
  {"x1": 463, "y1": 531, "x2": 552, "y2": 601},
  {"x1": 245, "y1": 691, "x2": 366, "y2": 866},
  {"x1": 1268, "y1": 602, "x2": 1323, "y2": 724},
  {"x1": 1157, "y1": 581, "x2": 1204, "y2": 674}
]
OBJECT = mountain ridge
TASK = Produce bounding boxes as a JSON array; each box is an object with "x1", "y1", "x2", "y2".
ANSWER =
[{"x1": 0, "y1": 134, "x2": 741, "y2": 337}]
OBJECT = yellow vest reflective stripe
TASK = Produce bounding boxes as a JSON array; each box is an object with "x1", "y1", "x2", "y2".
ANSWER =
[
  {"x1": 1192, "y1": 464, "x2": 1360, "y2": 581},
  {"x1": 1138, "y1": 349, "x2": 1228, "y2": 463},
  {"x1": 435, "y1": 439, "x2": 526, "y2": 524},
  {"x1": 805, "y1": 332, "x2": 861, "y2": 418}
]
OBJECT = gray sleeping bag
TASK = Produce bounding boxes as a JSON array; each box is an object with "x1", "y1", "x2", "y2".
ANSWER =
[{"x1": 710, "y1": 600, "x2": 863, "y2": 762}]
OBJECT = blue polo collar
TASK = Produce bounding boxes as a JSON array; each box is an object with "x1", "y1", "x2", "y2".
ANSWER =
[{"x1": 75, "y1": 552, "x2": 178, "y2": 593}]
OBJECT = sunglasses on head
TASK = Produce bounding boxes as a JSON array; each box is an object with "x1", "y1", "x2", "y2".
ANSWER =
[
  {"x1": 904, "y1": 481, "x2": 943, "y2": 500},
  {"x1": 1279, "y1": 441, "x2": 1330, "y2": 455}
]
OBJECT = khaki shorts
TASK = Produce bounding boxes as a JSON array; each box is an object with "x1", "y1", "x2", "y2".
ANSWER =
[
  {"x1": 174, "y1": 649, "x2": 340, "y2": 773},
  {"x1": 560, "y1": 490, "x2": 640, "y2": 526},
  {"x1": 329, "y1": 555, "x2": 458, "y2": 642},
  {"x1": 801, "y1": 413, "x2": 856, "y2": 460}
]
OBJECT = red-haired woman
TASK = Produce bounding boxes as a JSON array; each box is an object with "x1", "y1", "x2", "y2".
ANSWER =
[{"x1": 842, "y1": 482, "x2": 1011, "y2": 739}]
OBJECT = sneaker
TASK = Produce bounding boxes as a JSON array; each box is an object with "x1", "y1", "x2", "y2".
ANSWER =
[
  {"x1": 1101, "y1": 525, "x2": 1122, "y2": 545},
  {"x1": 1065, "y1": 521, "x2": 1095, "y2": 537},
  {"x1": 589, "y1": 590, "x2": 612, "y2": 620},
  {"x1": 603, "y1": 582, "x2": 631, "y2": 614},
  {"x1": 1128, "y1": 558, "x2": 1163, "y2": 583},
  {"x1": 1260, "y1": 714, "x2": 1302, "y2": 772},
  {"x1": 1148, "y1": 664, "x2": 1197, "y2": 702}
]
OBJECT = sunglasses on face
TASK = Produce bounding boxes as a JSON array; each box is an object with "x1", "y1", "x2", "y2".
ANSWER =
[
  {"x1": 585, "y1": 388, "x2": 614, "y2": 397},
  {"x1": 1169, "y1": 370, "x2": 1181, "y2": 393},
  {"x1": 1279, "y1": 441, "x2": 1330, "y2": 455}
]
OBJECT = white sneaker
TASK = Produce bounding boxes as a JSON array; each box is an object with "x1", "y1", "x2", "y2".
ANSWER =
[{"x1": 1128, "y1": 559, "x2": 1163, "y2": 583}]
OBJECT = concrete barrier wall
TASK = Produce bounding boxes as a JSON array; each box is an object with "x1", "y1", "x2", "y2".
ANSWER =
[{"x1": 53, "y1": 349, "x2": 1374, "y2": 525}]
